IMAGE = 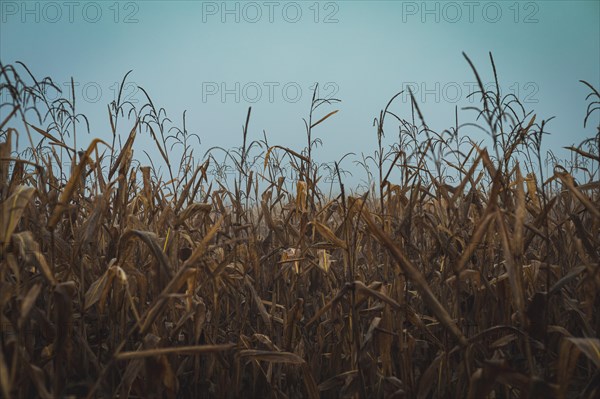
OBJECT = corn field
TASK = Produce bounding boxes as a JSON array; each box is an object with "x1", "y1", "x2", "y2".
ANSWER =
[{"x1": 0, "y1": 54, "x2": 599, "y2": 398}]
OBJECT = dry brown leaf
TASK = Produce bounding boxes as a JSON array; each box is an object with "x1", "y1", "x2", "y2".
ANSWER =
[
  {"x1": 47, "y1": 138, "x2": 110, "y2": 230},
  {"x1": 311, "y1": 221, "x2": 347, "y2": 249},
  {"x1": 360, "y1": 203, "x2": 467, "y2": 347},
  {"x1": 0, "y1": 185, "x2": 35, "y2": 250}
]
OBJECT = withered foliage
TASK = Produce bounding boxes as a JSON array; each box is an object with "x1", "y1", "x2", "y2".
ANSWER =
[{"x1": 0, "y1": 55, "x2": 599, "y2": 398}]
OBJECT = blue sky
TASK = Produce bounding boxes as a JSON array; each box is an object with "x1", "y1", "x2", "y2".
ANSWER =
[{"x1": 1, "y1": 1, "x2": 598, "y2": 186}]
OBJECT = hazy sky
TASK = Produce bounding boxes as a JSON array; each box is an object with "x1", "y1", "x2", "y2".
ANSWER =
[{"x1": 1, "y1": 1, "x2": 598, "y2": 186}]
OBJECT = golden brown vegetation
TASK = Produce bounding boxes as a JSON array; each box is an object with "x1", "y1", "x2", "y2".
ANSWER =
[{"x1": 1, "y1": 54, "x2": 599, "y2": 398}]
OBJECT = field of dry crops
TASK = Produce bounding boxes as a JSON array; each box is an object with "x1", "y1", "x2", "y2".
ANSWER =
[{"x1": 1, "y1": 55, "x2": 599, "y2": 398}]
